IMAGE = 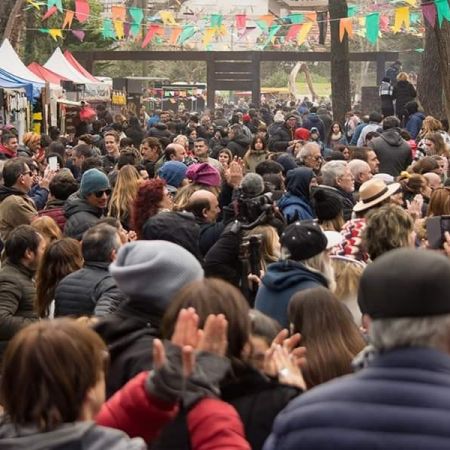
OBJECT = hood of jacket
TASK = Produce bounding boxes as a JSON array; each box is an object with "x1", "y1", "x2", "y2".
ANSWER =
[
  {"x1": 278, "y1": 193, "x2": 312, "y2": 211},
  {"x1": 64, "y1": 192, "x2": 103, "y2": 219},
  {"x1": 285, "y1": 167, "x2": 315, "y2": 199},
  {"x1": 380, "y1": 129, "x2": 405, "y2": 147},
  {"x1": 153, "y1": 122, "x2": 168, "y2": 131},
  {"x1": 0, "y1": 185, "x2": 26, "y2": 202},
  {"x1": 262, "y1": 260, "x2": 328, "y2": 292},
  {"x1": 231, "y1": 134, "x2": 251, "y2": 148}
]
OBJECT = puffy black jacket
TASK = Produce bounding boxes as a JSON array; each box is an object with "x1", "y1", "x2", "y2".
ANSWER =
[
  {"x1": 54, "y1": 261, "x2": 125, "y2": 318},
  {"x1": 0, "y1": 261, "x2": 38, "y2": 358},
  {"x1": 264, "y1": 347, "x2": 450, "y2": 450},
  {"x1": 268, "y1": 123, "x2": 295, "y2": 152},
  {"x1": 146, "y1": 123, "x2": 173, "y2": 141},
  {"x1": 226, "y1": 134, "x2": 251, "y2": 158},
  {"x1": 393, "y1": 80, "x2": 416, "y2": 118},
  {"x1": 64, "y1": 193, "x2": 104, "y2": 240}
]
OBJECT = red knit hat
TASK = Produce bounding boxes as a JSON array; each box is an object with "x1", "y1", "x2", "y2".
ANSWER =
[{"x1": 295, "y1": 127, "x2": 311, "y2": 141}]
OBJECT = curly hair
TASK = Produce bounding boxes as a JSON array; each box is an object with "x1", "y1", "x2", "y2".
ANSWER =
[
  {"x1": 131, "y1": 178, "x2": 166, "y2": 238},
  {"x1": 363, "y1": 204, "x2": 414, "y2": 260}
]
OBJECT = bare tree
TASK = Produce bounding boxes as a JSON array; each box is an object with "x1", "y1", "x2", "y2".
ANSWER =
[{"x1": 329, "y1": 0, "x2": 351, "y2": 124}]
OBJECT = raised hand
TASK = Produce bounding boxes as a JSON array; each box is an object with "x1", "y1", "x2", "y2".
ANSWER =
[
  {"x1": 171, "y1": 307, "x2": 203, "y2": 349},
  {"x1": 198, "y1": 314, "x2": 228, "y2": 357}
]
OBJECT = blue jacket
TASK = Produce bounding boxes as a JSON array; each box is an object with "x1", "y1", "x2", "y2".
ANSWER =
[
  {"x1": 302, "y1": 114, "x2": 326, "y2": 141},
  {"x1": 264, "y1": 347, "x2": 450, "y2": 450},
  {"x1": 406, "y1": 111, "x2": 425, "y2": 139},
  {"x1": 278, "y1": 194, "x2": 314, "y2": 223},
  {"x1": 255, "y1": 260, "x2": 328, "y2": 327}
]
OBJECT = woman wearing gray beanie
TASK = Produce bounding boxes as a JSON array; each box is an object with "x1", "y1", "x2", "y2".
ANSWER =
[{"x1": 94, "y1": 240, "x2": 204, "y2": 398}]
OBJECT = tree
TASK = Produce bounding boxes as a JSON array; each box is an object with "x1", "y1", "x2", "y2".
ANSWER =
[
  {"x1": 418, "y1": 0, "x2": 450, "y2": 122},
  {"x1": 329, "y1": 0, "x2": 351, "y2": 124}
]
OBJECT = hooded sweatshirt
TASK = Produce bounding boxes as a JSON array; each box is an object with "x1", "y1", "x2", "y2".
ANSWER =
[
  {"x1": 278, "y1": 167, "x2": 315, "y2": 223},
  {"x1": 0, "y1": 421, "x2": 145, "y2": 450},
  {"x1": 255, "y1": 260, "x2": 328, "y2": 327},
  {"x1": 370, "y1": 129, "x2": 412, "y2": 177}
]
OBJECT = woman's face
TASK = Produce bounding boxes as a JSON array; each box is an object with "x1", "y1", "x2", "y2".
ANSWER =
[
  {"x1": 342, "y1": 147, "x2": 350, "y2": 160},
  {"x1": 190, "y1": 129, "x2": 197, "y2": 139},
  {"x1": 159, "y1": 188, "x2": 174, "y2": 210},
  {"x1": 332, "y1": 123, "x2": 340, "y2": 134},
  {"x1": 309, "y1": 177, "x2": 318, "y2": 192},
  {"x1": 254, "y1": 138, "x2": 264, "y2": 151},
  {"x1": 423, "y1": 139, "x2": 435, "y2": 155},
  {"x1": 218, "y1": 152, "x2": 230, "y2": 166}
]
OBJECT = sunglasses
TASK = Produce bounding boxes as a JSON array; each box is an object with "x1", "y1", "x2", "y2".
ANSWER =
[{"x1": 94, "y1": 189, "x2": 111, "y2": 198}]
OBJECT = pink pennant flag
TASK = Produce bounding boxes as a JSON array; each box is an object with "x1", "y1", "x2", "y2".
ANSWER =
[
  {"x1": 75, "y1": 0, "x2": 90, "y2": 23},
  {"x1": 380, "y1": 15, "x2": 390, "y2": 32},
  {"x1": 142, "y1": 25, "x2": 163, "y2": 48},
  {"x1": 422, "y1": 2, "x2": 436, "y2": 27},
  {"x1": 236, "y1": 14, "x2": 247, "y2": 31},
  {"x1": 71, "y1": 30, "x2": 85, "y2": 41},
  {"x1": 43, "y1": 6, "x2": 58, "y2": 20},
  {"x1": 286, "y1": 24, "x2": 302, "y2": 41}
]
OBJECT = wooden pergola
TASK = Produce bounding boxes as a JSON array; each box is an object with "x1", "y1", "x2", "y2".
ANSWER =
[{"x1": 73, "y1": 50, "x2": 399, "y2": 109}]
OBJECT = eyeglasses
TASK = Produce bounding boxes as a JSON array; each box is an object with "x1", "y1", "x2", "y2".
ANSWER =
[
  {"x1": 309, "y1": 155, "x2": 322, "y2": 161},
  {"x1": 94, "y1": 189, "x2": 111, "y2": 198},
  {"x1": 22, "y1": 171, "x2": 32, "y2": 177}
]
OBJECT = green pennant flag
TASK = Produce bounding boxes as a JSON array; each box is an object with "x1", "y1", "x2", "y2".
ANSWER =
[
  {"x1": 178, "y1": 25, "x2": 196, "y2": 44},
  {"x1": 210, "y1": 14, "x2": 223, "y2": 28},
  {"x1": 256, "y1": 20, "x2": 269, "y2": 31},
  {"x1": 410, "y1": 12, "x2": 421, "y2": 25},
  {"x1": 287, "y1": 14, "x2": 304, "y2": 24},
  {"x1": 102, "y1": 19, "x2": 116, "y2": 39},
  {"x1": 129, "y1": 7, "x2": 144, "y2": 37},
  {"x1": 47, "y1": 0, "x2": 62, "y2": 12},
  {"x1": 365, "y1": 12, "x2": 380, "y2": 44},
  {"x1": 435, "y1": 0, "x2": 450, "y2": 27},
  {"x1": 347, "y1": 5, "x2": 358, "y2": 17},
  {"x1": 263, "y1": 24, "x2": 281, "y2": 48}
]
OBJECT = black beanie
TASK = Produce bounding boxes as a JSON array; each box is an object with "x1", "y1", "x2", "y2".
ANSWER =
[{"x1": 312, "y1": 188, "x2": 343, "y2": 221}]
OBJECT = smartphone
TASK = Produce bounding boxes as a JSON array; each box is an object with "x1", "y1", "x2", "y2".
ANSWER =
[
  {"x1": 48, "y1": 156, "x2": 58, "y2": 171},
  {"x1": 426, "y1": 215, "x2": 450, "y2": 249}
]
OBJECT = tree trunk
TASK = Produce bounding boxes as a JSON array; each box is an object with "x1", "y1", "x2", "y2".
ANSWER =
[
  {"x1": 329, "y1": 0, "x2": 351, "y2": 125},
  {"x1": 434, "y1": 21, "x2": 450, "y2": 123},
  {"x1": 417, "y1": 20, "x2": 444, "y2": 118}
]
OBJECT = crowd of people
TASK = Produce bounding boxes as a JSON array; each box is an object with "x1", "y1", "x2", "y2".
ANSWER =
[{"x1": 0, "y1": 93, "x2": 450, "y2": 449}]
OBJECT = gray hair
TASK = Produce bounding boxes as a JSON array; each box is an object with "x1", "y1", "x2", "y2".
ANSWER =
[
  {"x1": 321, "y1": 161, "x2": 348, "y2": 187},
  {"x1": 370, "y1": 315, "x2": 450, "y2": 352},
  {"x1": 348, "y1": 159, "x2": 371, "y2": 180},
  {"x1": 298, "y1": 142, "x2": 320, "y2": 163}
]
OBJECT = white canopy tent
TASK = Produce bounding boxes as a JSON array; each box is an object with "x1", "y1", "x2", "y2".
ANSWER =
[
  {"x1": 44, "y1": 48, "x2": 94, "y2": 84},
  {"x1": 0, "y1": 39, "x2": 45, "y2": 84}
]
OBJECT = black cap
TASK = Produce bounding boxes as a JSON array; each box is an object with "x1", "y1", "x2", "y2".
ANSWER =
[
  {"x1": 280, "y1": 221, "x2": 327, "y2": 261},
  {"x1": 358, "y1": 249, "x2": 450, "y2": 319}
]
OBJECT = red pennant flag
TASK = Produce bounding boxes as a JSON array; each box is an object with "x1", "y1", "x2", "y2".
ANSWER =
[
  {"x1": 236, "y1": 14, "x2": 247, "y2": 31},
  {"x1": 43, "y1": 6, "x2": 58, "y2": 20},
  {"x1": 142, "y1": 24, "x2": 163, "y2": 48},
  {"x1": 75, "y1": 0, "x2": 90, "y2": 23},
  {"x1": 286, "y1": 24, "x2": 302, "y2": 41}
]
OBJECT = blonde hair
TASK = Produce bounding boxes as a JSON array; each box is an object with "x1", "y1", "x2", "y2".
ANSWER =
[
  {"x1": 420, "y1": 116, "x2": 443, "y2": 138},
  {"x1": 23, "y1": 132, "x2": 41, "y2": 150},
  {"x1": 108, "y1": 165, "x2": 142, "y2": 223},
  {"x1": 244, "y1": 225, "x2": 280, "y2": 272},
  {"x1": 397, "y1": 72, "x2": 408, "y2": 81},
  {"x1": 31, "y1": 216, "x2": 62, "y2": 244},
  {"x1": 331, "y1": 257, "x2": 364, "y2": 303}
]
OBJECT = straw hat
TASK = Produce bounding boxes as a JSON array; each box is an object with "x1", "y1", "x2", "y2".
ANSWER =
[{"x1": 353, "y1": 179, "x2": 400, "y2": 213}]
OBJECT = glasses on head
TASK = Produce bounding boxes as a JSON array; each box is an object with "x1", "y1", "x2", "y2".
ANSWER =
[{"x1": 94, "y1": 189, "x2": 111, "y2": 198}]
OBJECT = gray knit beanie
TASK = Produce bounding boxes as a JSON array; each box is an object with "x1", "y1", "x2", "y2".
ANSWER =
[
  {"x1": 110, "y1": 240, "x2": 204, "y2": 314},
  {"x1": 79, "y1": 169, "x2": 110, "y2": 199}
]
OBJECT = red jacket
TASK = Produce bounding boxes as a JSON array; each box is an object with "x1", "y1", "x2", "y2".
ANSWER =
[
  {"x1": 96, "y1": 371, "x2": 250, "y2": 450},
  {"x1": 38, "y1": 205, "x2": 66, "y2": 231},
  {"x1": 0, "y1": 144, "x2": 16, "y2": 159}
]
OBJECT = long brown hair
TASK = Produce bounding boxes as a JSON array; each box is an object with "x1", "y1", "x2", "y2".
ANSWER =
[
  {"x1": 288, "y1": 287, "x2": 365, "y2": 388},
  {"x1": 0, "y1": 319, "x2": 107, "y2": 431},
  {"x1": 427, "y1": 187, "x2": 450, "y2": 217},
  {"x1": 161, "y1": 278, "x2": 250, "y2": 364},
  {"x1": 35, "y1": 238, "x2": 83, "y2": 318}
]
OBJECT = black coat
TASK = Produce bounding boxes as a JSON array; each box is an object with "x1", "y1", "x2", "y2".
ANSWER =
[
  {"x1": 93, "y1": 307, "x2": 160, "y2": 398},
  {"x1": 226, "y1": 134, "x2": 251, "y2": 158},
  {"x1": 393, "y1": 80, "x2": 416, "y2": 118},
  {"x1": 64, "y1": 194, "x2": 104, "y2": 240},
  {"x1": 146, "y1": 123, "x2": 173, "y2": 141},
  {"x1": 54, "y1": 262, "x2": 125, "y2": 318},
  {"x1": 268, "y1": 123, "x2": 295, "y2": 152}
]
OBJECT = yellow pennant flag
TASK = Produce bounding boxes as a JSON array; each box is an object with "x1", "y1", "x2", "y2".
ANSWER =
[
  {"x1": 297, "y1": 22, "x2": 313, "y2": 45},
  {"x1": 403, "y1": 0, "x2": 416, "y2": 5},
  {"x1": 62, "y1": 10, "x2": 74, "y2": 29},
  {"x1": 113, "y1": 20, "x2": 125, "y2": 39},
  {"x1": 160, "y1": 10, "x2": 177, "y2": 25},
  {"x1": 392, "y1": 6, "x2": 410, "y2": 32},
  {"x1": 48, "y1": 29, "x2": 63, "y2": 40},
  {"x1": 203, "y1": 28, "x2": 215, "y2": 46},
  {"x1": 339, "y1": 18, "x2": 353, "y2": 41}
]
